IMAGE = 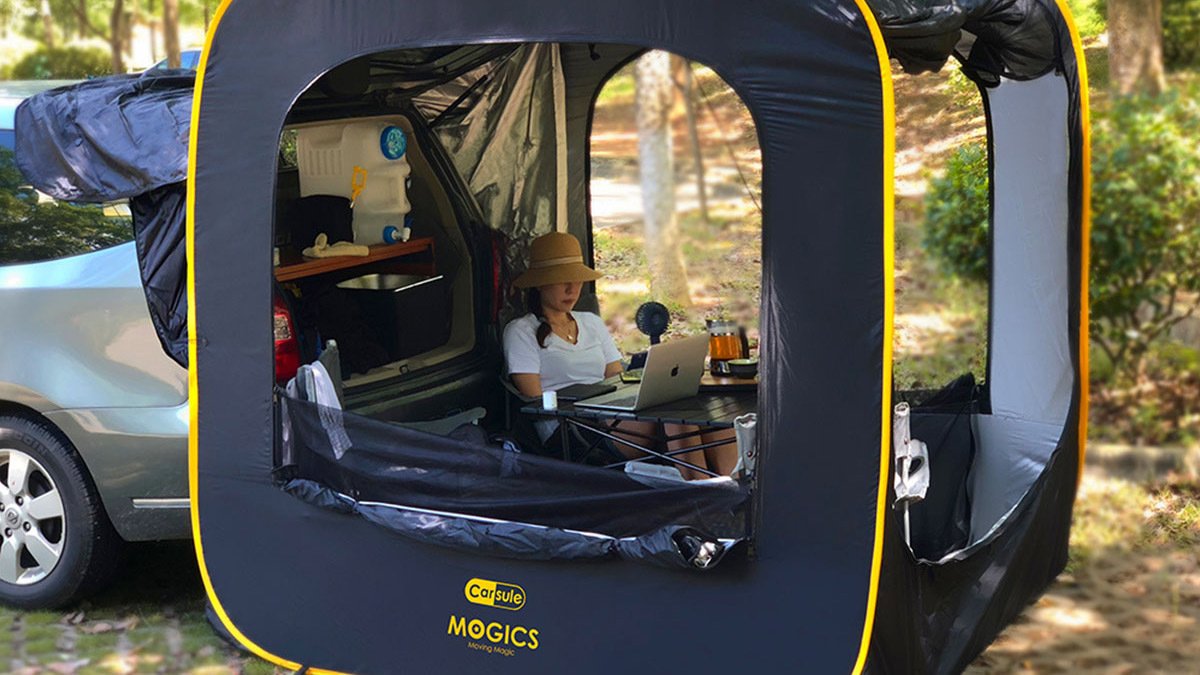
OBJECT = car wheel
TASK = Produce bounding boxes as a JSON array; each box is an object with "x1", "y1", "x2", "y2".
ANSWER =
[{"x1": 0, "y1": 414, "x2": 123, "y2": 608}]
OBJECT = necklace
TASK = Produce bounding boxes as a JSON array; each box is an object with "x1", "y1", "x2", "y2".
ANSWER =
[{"x1": 549, "y1": 316, "x2": 578, "y2": 344}]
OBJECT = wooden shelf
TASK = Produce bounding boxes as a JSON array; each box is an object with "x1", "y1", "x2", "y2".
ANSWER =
[{"x1": 274, "y1": 237, "x2": 435, "y2": 282}]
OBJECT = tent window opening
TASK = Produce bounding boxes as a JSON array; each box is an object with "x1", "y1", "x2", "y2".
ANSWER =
[
  {"x1": 892, "y1": 69, "x2": 1075, "y2": 562},
  {"x1": 588, "y1": 54, "x2": 763, "y2": 373},
  {"x1": 271, "y1": 43, "x2": 757, "y2": 571}
]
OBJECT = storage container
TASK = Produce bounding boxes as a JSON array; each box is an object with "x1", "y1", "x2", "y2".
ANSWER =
[{"x1": 335, "y1": 273, "x2": 449, "y2": 363}]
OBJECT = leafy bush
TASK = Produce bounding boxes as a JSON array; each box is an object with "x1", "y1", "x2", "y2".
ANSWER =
[
  {"x1": 922, "y1": 93, "x2": 1200, "y2": 384},
  {"x1": 1090, "y1": 92, "x2": 1200, "y2": 379},
  {"x1": 1164, "y1": 0, "x2": 1200, "y2": 70},
  {"x1": 1090, "y1": 341, "x2": 1200, "y2": 445},
  {"x1": 10, "y1": 46, "x2": 112, "y2": 80},
  {"x1": 921, "y1": 142, "x2": 989, "y2": 284}
]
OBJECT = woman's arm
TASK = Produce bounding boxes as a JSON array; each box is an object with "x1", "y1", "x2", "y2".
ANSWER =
[
  {"x1": 504, "y1": 318, "x2": 543, "y2": 398},
  {"x1": 511, "y1": 373, "x2": 543, "y2": 398},
  {"x1": 592, "y1": 314, "x2": 624, "y2": 379},
  {"x1": 604, "y1": 360, "x2": 623, "y2": 378}
]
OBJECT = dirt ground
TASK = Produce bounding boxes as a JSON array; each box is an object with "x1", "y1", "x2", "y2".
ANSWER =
[{"x1": 969, "y1": 466, "x2": 1200, "y2": 674}]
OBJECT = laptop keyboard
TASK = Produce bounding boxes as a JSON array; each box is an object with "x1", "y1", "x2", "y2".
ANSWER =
[{"x1": 589, "y1": 394, "x2": 639, "y2": 408}]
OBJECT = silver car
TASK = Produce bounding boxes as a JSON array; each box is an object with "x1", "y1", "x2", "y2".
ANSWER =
[{"x1": 0, "y1": 81, "x2": 190, "y2": 608}]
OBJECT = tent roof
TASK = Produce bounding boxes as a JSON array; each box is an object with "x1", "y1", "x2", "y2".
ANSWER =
[
  {"x1": 870, "y1": 0, "x2": 1060, "y2": 81},
  {"x1": 14, "y1": 0, "x2": 1066, "y2": 204}
]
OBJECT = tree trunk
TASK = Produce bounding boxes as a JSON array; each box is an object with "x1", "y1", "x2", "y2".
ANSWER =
[
  {"x1": 635, "y1": 50, "x2": 691, "y2": 306},
  {"x1": 40, "y1": 0, "x2": 55, "y2": 47},
  {"x1": 109, "y1": 0, "x2": 126, "y2": 73},
  {"x1": 682, "y1": 63, "x2": 709, "y2": 224},
  {"x1": 163, "y1": 0, "x2": 181, "y2": 68},
  {"x1": 1108, "y1": 0, "x2": 1167, "y2": 95}
]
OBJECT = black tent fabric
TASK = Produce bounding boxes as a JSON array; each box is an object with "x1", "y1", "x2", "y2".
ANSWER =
[
  {"x1": 3, "y1": 0, "x2": 1087, "y2": 671},
  {"x1": 868, "y1": 0, "x2": 1060, "y2": 82},
  {"x1": 14, "y1": 72, "x2": 193, "y2": 202},
  {"x1": 14, "y1": 73, "x2": 194, "y2": 367},
  {"x1": 177, "y1": 0, "x2": 1086, "y2": 672},
  {"x1": 130, "y1": 185, "x2": 189, "y2": 366},
  {"x1": 281, "y1": 394, "x2": 750, "y2": 545},
  {"x1": 283, "y1": 477, "x2": 745, "y2": 569},
  {"x1": 187, "y1": 2, "x2": 894, "y2": 669}
]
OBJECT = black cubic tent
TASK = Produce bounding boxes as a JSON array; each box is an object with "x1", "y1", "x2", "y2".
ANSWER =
[{"x1": 14, "y1": 0, "x2": 1091, "y2": 671}]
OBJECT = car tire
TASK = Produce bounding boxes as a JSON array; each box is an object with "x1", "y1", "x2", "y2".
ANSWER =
[{"x1": 0, "y1": 414, "x2": 124, "y2": 608}]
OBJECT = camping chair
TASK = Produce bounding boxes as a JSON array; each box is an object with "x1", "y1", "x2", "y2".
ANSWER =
[{"x1": 498, "y1": 375, "x2": 630, "y2": 466}]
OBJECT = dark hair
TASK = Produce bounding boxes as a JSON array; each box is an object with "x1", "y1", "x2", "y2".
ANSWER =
[{"x1": 526, "y1": 288, "x2": 553, "y2": 348}]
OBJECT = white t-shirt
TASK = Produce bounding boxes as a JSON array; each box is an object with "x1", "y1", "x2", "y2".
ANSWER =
[{"x1": 503, "y1": 312, "x2": 622, "y2": 391}]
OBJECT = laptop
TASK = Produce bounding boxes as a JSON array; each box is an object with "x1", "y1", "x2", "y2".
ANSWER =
[{"x1": 575, "y1": 334, "x2": 709, "y2": 411}]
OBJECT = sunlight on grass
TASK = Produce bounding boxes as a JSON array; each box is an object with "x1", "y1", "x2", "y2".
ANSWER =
[{"x1": 1069, "y1": 476, "x2": 1151, "y2": 569}]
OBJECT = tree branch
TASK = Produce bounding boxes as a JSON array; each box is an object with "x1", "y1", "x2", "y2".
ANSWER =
[{"x1": 73, "y1": 4, "x2": 110, "y2": 41}]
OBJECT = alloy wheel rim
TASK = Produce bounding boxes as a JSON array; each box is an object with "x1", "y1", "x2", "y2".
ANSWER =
[{"x1": 0, "y1": 449, "x2": 66, "y2": 585}]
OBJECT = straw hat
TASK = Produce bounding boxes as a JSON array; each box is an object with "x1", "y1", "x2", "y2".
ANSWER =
[{"x1": 513, "y1": 232, "x2": 602, "y2": 288}]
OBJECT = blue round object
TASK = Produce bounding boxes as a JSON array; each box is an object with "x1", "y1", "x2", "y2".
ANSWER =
[
  {"x1": 382, "y1": 226, "x2": 400, "y2": 244},
  {"x1": 379, "y1": 126, "x2": 407, "y2": 160}
]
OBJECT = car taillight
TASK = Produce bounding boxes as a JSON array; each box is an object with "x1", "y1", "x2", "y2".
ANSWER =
[{"x1": 273, "y1": 295, "x2": 301, "y2": 385}]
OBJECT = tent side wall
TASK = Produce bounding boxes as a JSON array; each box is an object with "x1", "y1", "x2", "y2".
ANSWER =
[
  {"x1": 866, "y1": 0, "x2": 1088, "y2": 671},
  {"x1": 187, "y1": 1, "x2": 896, "y2": 673}
]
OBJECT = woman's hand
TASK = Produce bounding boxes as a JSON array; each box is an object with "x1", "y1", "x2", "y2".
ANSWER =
[
  {"x1": 511, "y1": 373, "x2": 543, "y2": 398},
  {"x1": 604, "y1": 360, "x2": 623, "y2": 378}
]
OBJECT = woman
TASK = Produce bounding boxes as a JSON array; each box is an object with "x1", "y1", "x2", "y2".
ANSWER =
[{"x1": 503, "y1": 232, "x2": 736, "y2": 479}]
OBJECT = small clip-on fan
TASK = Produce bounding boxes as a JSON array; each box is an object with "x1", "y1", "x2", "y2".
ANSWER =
[
  {"x1": 635, "y1": 301, "x2": 671, "y2": 344},
  {"x1": 628, "y1": 302, "x2": 671, "y2": 372}
]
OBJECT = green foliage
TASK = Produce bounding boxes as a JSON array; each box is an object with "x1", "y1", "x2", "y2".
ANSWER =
[
  {"x1": 923, "y1": 94, "x2": 1200, "y2": 384},
  {"x1": 1067, "y1": 0, "x2": 1107, "y2": 39},
  {"x1": 0, "y1": 148, "x2": 131, "y2": 265},
  {"x1": 10, "y1": 45, "x2": 112, "y2": 80},
  {"x1": 1090, "y1": 341, "x2": 1200, "y2": 445},
  {"x1": 1164, "y1": 0, "x2": 1200, "y2": 70},
  {"x1": 596, "y1": 66, "x2": 635, "y2": 106},
  {"x1": 1090, "y1": 345, "x2": 1115, "y2": 384},
  {"x1": 1089, "y1": 92, "x2": 1200, "y2": 378},
  {"x1": 945, "y1": 68, "x2": 981, "y2": 109},
  {"x1": 921, "y1": 142, "x2": 990, "y2": 284}
]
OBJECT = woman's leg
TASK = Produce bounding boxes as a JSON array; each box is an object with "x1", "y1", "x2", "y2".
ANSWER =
[
  {"x1": 664, "y1": 423, "x2": 710, "y2": 480},
  {"x1": 607, "y1": 421, "x2": 711, "y2": 480},
  {"x1": 700, "y1": 428, "x2": 739, "y2": 477},
  {"x1": 607, "y1": 420, "x2": 659, "y2": 460}
]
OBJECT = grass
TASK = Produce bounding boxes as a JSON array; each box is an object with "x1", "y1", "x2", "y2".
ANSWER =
[
  {"x1": 1069, "y1": 474, "x2": 1200, "y2": 570},
  {"x1": 0, "y1": 542, "x2": 279, "y2": 674}
]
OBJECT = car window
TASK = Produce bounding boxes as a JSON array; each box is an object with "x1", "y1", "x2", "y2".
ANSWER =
[{"x1": 0, "y1": 146, "x2": 134, "y2": 266}]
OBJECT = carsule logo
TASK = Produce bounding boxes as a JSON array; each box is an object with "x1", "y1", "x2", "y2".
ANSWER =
[
  {"x1": 450, "y1": 578, "x2": 540, "y2": 657},
  {"x1": 464, "y1": 577, "x2": 526, "y2": 611}
]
